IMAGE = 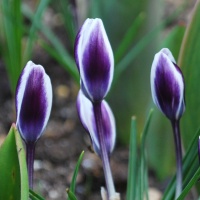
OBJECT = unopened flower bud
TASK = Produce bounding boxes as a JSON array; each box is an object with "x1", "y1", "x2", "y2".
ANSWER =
[
  {"x1": 15, "y1": 61, "x2": 52, "y2": 143},
  {"x1": 151, "y1": 48, "x2": 185, "y2": 120},
  {"x1": 76, "y1": 90, "x2": 116, "y2": 156},
  {"x1": 75, "y1": 18, "x2": 114, "y2": 102}
]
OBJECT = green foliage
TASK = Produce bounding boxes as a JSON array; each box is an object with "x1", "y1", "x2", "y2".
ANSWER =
[
  {"x1": 0, "y1": 124, "x2": 29, "y2": 200},
  {"x1": 161, "y1": 25, "x2": 186, "y2": 61},
  {"x1": 178, "y1": 0, "x2": 200, "y2": 149},
  {"x1": 162, "y1": 127, "x2": 200, "y2": 200},
  {"x1": 126, "y1": 109, "x2": 153, "y2": 200},
  {"x1": 29, "y1": 190, "x2": 45, "y2": 200},
  {"x1": 67, "y1": 189, "x2": 78, "y2": 200},
  {"x1": 126, "y1": 117, "x2": 137, "y2": 200},
  {"x1": 0, "y1": 0, "x2": 50, "y2": 93},
  {"x1": 126, "y1": 111, "x2": 200, "y2": 199},
  {"x1": 114, "y1": 12, "x2": 146, "y2": 65},
  {"x1": 23, "y1": 0, "x2": 51, "y2": 63},
  {"x1": 22, "y1": 1, "x2": 79, "y2": 83},
  {"x1": 0, "y1": 0, "x2": 22, "y2": 93},
  {"x1": 177, "y1": 167, "x2": 200, "y2": 200},
  {"x1": 67, "y1": 151, "x2": 84, "y2": 200}
]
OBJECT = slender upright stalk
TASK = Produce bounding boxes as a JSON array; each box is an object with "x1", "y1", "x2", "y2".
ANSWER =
[
  {"x1": 198, "y1": 137, "x2": 200, "y2": 164},
  {"x1": 171, "y1": 120, "x2": 182, "y2": 199},
  {"x1": 93, "y1": 102, "x2": 116, "y2": 199},
  {"x1": 26, "y1": 142, "x2": 36, "y2": 189}
]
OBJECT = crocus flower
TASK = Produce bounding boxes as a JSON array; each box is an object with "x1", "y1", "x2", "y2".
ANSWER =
[
  {"x1": 15, "y1": 61, "x2": 52, "y2": 188},
  {"x1": 16, "y1": 61, "x2": 52, "y2": 143},
  {"x1": 151, "y1": 48, "x2": 185, "y2": 120},
  {"x1": 77, "y1": 90, "x2": 116, "y2": 156},
  {"x1": 75, "y1": 18, "x2": 118, "y2": 198},
  {"x1": 150, "y1": 48, "x2": 185, "y2": 198},
  {"x1": 75, "y1": 18, "x2": 114, "y2": 102}
]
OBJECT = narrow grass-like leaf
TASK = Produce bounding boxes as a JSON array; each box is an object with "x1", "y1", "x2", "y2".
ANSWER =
[
  {"x1": 22, "y1": 5, "x2": 79, "y2": 83},
  {"x1": 115, "y1": 12, "x2": 145, "y2": 64},
  {"x1": 162, "y1": 127, "x2": 200, "y2": 200},
  {"x1": 137, "y1": 109, "x2": 153, "y2": 200},
  {"x1": 140, "y1": 109, "x2": 154, "y2": 146},
  {"x1": 160, "y1": 25, "x2": 185, "y2": 60},
  {"x1": 0, "y1": 0, "x2": 22, "y2": 92},
  {"x1": 140, "y1": 109, "x2": 153, "y2": 200},
  {"x1": 0, "y1": 124, "x2": 29, "y2": 200},
  {"x1": 114, "y1": 4, "x2": 187, "y2": 83},
  {"x1": 29, "y1": 190, "x2": 45, "y2": 200},
  {"x1": 67, "y1": 189, "x2": 77, "y2": 200},
  {"x1": 14, "y1": 125, "x2": 29, "y2": 199},
  {"x1": 177, "y1": 167, "x2": 200, "y2": 200},
  {"x1": 23, "y1": 0, "x2": 51, "y2": 63},
  {"x1": 70, "y1": 151, "x2": 84, "y2": 193},
  {"x1": 126, "y1": 116, "x2": 137, "y2": 200},
  {"x1": 178, "y1": 0, "x2": 200, "y2": 148},
  {"x1": 133, "y1": 110, "x2": 153, "y2": 200},
  {"x1": 39, "y1": 40, "x2": 79, "y2": 83},
  {"x1": 182, "y1": 157, "x2": 199, "y2": 188},
  {"x1": 56, "y1": 0, "x2": 76, "y2": 47}
]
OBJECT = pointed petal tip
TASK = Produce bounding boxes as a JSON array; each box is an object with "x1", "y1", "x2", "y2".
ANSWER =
[{"x1": 160, "y1": 48, "x2": 176, "y2": 63}]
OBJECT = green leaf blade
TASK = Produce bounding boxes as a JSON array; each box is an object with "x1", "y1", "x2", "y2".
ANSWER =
[
  {"x1": 126, "y1": 116, "x2": 137, "y2": 200},
  {"x1": 0, "y1": 124, "x2": 29, "y2": 200},
  {"x1": 178, "y1": 0, "x2": 200, "y2": 148},
  {"x1": 29, "y1": 189, "x2": 45, "y2": 200},
  {"x1": 67, "y1": 151, "x2": 84, "y2": 200}
]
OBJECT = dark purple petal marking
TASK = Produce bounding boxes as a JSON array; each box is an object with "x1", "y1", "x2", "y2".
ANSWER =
[
  {"x1": 75, "y1": 19, "x2": 94, "y2": 73},
  {"x1": 18, "y1": 68, "x2": 47, "y2": 142},
  {"x1": 151, "y1": 51, "x2": 185, "y2": 120},
  {"x1": 16, "y1": 61, "x2": 52, "y2": 144},
  {"x1": 77, "y1": 90, "x2": 115, "y2": 155},
  {"x1": 100, "y1": 101, "x2": 115, "y2": 154},
  {"x1": 82, "y1": 24, "x2": 111, "y2": 101},
  {"x1": 75, "y1": 18, "x2": 114, "y2": 102}
]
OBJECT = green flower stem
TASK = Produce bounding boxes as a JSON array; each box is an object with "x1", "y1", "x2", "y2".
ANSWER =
[
  {"x1": 171, "y1": 119, "x2": 182, "y2": 199},
  {"x1": 198, "y1": 137, "x2": 200, "y2": 163},
  {"x1": 93, "y1": 102, "x2": 116, "y2": 198},
  {"x1": 26, "y1": 142, "x2": 36, "y2": 189}
]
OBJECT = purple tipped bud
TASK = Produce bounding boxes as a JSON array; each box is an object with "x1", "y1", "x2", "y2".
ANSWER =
[
  {"x1": 77, "y1": 90, "x2": 116, "y2": 155},
  {"x1": 75, "y1": 18, "x2": 114, "y2": 102},
  {"x1": 151, "y1": 48, "x2": 185, "y2": 120},
  {"x1": 15, "y1": 61, "x2": 53, "y2": 143}
]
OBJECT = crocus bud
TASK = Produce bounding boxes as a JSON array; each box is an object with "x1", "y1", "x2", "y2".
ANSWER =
[
  {"x1": 15, "y1": 61, "x2": 53, "y2": 143},
  {"x1": 151, "y1": 48, "x2": 185, "y2": 120},
  {"x1": 75, "y1": 18, "x2": 114, "y2": 102},
  {"x1": 76, "y1": 90, "x2": 116, "y2": 156}
]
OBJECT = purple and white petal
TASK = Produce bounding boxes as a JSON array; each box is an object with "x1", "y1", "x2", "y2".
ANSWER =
[
  {"x1": 16, "y1": 61, "x2": 52, "y2": 143},
  {"x1": 75, "y1": 18, "x2": 114, "y2": 102},
  {"x1": 160, "y1": 48, "x2": 176, "y2": 63},
  {"x1": 77, "y1": 90, "x2": 116, "y2": 155},
  {"x1": 151, "y1": 48, "x2": 185, "y2": 120}
]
